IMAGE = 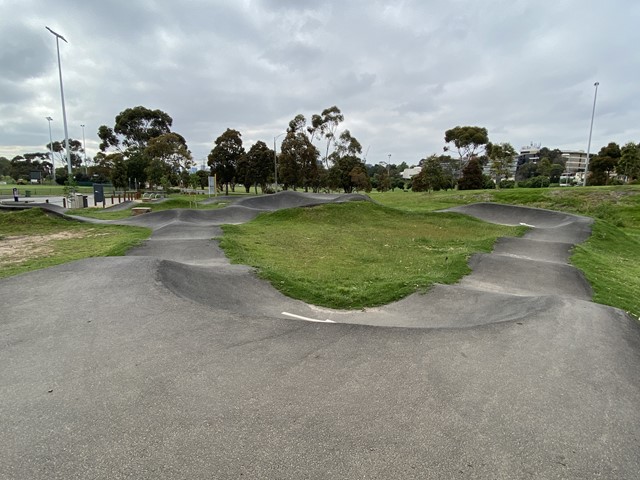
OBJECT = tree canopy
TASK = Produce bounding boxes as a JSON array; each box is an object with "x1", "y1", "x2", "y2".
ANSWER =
[
  {"x1": 98, "y1": 106, "x2": 173, "y2": 153},
  {"x1": 487, "y1": 142, "x2": 516, "y2": 184},
  {"x1": 208, "y1": 128, "x2": 245, "y2": 195},
  {"x1": 444, "y1": 126, "x2": 489, "y2": 161}
]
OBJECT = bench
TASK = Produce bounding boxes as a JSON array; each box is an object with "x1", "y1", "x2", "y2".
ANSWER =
[{"x1": 131, "y1": 207, "x2": 152, "y2": 216}]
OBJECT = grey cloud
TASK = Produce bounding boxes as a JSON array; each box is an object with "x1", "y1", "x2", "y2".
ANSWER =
[{"x1": 1, "y1": 0, "x2": 638, "y2": 164}]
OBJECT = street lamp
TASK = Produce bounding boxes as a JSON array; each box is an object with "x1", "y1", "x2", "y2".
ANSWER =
[
  {"x1": 46, "y1": 26, "x2": 72, "y2": 179},
  {"x1": 583, "y1": 81, "x2": 600, "y2": 186},
  {"x1": 274, "y1": 132, "x2": 287, "y2": 193},
  {"x1": 379, "y1": 158, "x2": 391, "y2": 192},
  {"x1": 80, "y1": 124, "x2": 87, "y2": 174},
  {"x1": 46, "y1": 116, "x2": 55, "y2": 182}
]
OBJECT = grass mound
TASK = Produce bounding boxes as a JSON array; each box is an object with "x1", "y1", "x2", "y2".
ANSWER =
[
  {"x1": 370, "y1": 186, "x2": 640, "y2": 318},
  {"x1": 220, "y1": 202, "x2": 523, "y2": 309}
]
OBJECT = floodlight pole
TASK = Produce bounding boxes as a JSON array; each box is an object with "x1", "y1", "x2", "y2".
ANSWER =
[
  {"x1": 46, "y1": 26, "x2": 72, "y2": 179},
  {"x1": 583, "y1": 81, "x2": 600, "y2": 186},
  {"x1": 274, "y1": 132, "x2": 286, "y2": 193},
  {"x1": 46, "y1": 116, "x2": 55, "y2": 182}
]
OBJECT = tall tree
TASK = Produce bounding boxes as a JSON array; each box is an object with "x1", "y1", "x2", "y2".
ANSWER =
[
  {"x1": 444, "y1": 126, "x2": 489, "y2": 177},
  {"x1": 208, "y1": 128, "x2": 245, "y2": 195},
  {"x1": 144, "y1": 132, "x2": 193, "y2": 186},
  {"x1": 47, "y1": 138, "x2": 84, "y2": 169},
  {"x1": 109, "y1": 153, "x2": 128, "y2": 189},
  {"x1": 327, "y1": 130, "x2": 366, "y2": 193},
  {"x1": 618, "y1": 142, "x2": 640, "y2": 182},
  {"x1": 487, "y1": 142, "x2": 516, "y2": 184},
  {"x1": 98, "y1": 106, "x2": 173, "y2": 152},
  {"x1": 309, "y1": 106, "x2": 344, "y2": 168},
  {"x1": 279, "y1": 131, "x2": 319, "y2": 191},
  {"x1": 589, "y1": 142, "x2": 621, "y2": 185},
  {"x1": 246, "y1": 141, "x2": 274, "y2": 193}
]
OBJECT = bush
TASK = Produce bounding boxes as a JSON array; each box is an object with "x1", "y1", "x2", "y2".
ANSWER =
[
  {"x1": 482, "y1": 175, "x2": 496, "y2": 189},
  {"x1": 499, "y1": 180, "x2": 515, "y2": 189},
  {"x1": 521, "y1": 176, "x2": 550, "y2": 188}
]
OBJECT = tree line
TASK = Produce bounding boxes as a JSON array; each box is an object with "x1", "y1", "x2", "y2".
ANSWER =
[{"x1": 2, "y1": 108, "x2": 639, "y2": 190}]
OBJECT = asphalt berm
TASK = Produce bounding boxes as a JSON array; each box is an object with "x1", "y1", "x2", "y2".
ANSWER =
[{"x1": 1, "y1": 191, "x2": 639, "y2": 479}]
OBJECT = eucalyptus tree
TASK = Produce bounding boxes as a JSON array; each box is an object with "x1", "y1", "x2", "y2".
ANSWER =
[
  {"x1": 245, "y1": 141, "x2": 274, "y2": 193},
  {"x1": 487, "y1": 142, "x2": 516, "y2": 184},
  {"x1": 618, "y1": 142, "x2": 640, "y2": 182},
  {"x1": 208, "y1": 128, "x2": 245, "y2": 195},
  {"x1": 307, "y1": 106, "x2": 344, "y2": 168},
  {"x1": 98, "y1": 106, "x2": 173, "y2": 153},
  {"x1": 98, "y1": 106, "x2": 175, "y2": 189},
  {"x1": 144, "y1": 132, "x2": 193, "y2": 186},
  {"x1": 444, "y1": 125, "x2": 489, "y2": 178}
]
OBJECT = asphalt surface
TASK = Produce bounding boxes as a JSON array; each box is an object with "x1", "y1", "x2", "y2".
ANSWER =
[{"x1": 1, "y1": 192, "x2": 639, "y2": 479}]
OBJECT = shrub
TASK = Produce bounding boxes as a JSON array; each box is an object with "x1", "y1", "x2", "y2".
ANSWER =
[
  {"x1": 521, "y1": 176, "x2": 550, "y2": 188},
  {"x1": 499, "y1": 180, "x2": 515, "y2": 189},
  {"x1": 482, "y1": 175, "x2": 496, "y2": 189}
]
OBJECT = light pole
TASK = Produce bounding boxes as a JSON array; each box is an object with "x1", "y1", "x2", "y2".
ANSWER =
[
  {"x1": 583, "y1": 81, "x2": 600, "y2": 186},
  {"x1": 46, "y1": 26, "x2": 72, "y2": 180},
  {"x1": 80, "y1": 124, "x2": 87, "y2": 174},
  {"x1": 46, "y1": 116, "x2": 55, "y2": 183},
  {"x1": 379, "y1": 159, "x2": 391, "y2": 192},
  {"x1": 274, "y1": 132, "x2": 287, "y2": 193}
]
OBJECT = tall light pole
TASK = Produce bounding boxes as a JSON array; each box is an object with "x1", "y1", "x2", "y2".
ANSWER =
[
  {"x1": 583, "y1": 81, "x2": 600, "y2": 186},
  {"x1": 274, "y1": 132, "x2": 287, "y2": 193},
  {"x1": 46, "y1": 116, "x2": 55, "y2": 183},
  {"x1": 46, "y1": 26, "x2": 72, "y2": 179},
  {"x1": 80, "y1": 124, "x2": 87, "y2": 174},
  {"x1": 380, "y1": 158, "x2": 391, "y2": 192}
]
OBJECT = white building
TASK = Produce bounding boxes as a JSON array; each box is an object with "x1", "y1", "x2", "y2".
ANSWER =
[
  {"x1": 400, "y1": 166, "x2": 422, "y2": 179},
  {"x1": 561, "y1": 150, "x2": 588, "y2": 174}
]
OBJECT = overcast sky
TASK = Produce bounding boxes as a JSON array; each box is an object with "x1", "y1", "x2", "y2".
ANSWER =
[{"x1": 1, "y1": 0, "x2": 638, "y2": 167}]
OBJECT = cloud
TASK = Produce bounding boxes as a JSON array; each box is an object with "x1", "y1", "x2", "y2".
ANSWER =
[{"x1": 1, "y1": 0, "x2": 638, "y2": 166}]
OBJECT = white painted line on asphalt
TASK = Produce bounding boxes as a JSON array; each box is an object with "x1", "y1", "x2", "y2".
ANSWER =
[
  {"x1": 519, "y1": 222, "x2": 536, "y2": 228},
  {"x1": 282, "y1": 312, "x2": 335, "y2": 323}
]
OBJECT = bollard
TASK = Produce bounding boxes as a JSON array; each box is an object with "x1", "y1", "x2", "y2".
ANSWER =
[
  {"x1": 63, "y1": 198, "x2": 66, "y2": 208},
  {"x1": 45, "y1": 199, "x2": 49, "y2": 204}
]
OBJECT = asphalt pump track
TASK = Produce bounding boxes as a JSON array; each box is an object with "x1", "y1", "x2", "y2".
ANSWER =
[{"x1": 1, "y1": 191, "x2": 639, "y2": 479}]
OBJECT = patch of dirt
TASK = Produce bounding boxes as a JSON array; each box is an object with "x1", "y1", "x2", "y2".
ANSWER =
[{"x1": 0, "y1": 231, "x2": 89, "y2": 265}]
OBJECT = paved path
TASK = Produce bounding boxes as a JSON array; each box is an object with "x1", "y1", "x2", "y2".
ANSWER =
[{"x1": 1, "y1": 192, "x2": 639, "y2": 479}]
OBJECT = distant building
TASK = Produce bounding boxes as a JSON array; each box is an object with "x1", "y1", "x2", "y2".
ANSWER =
[
  {"x1": 561, "y1": 150, "x2": 588, "y2": 173},
  {"x1": 401, "y1": 166, "x2": 422, "y2": 179},
  {"x1": 516, "y1": 144, "x2": 541, "y2": 169}
]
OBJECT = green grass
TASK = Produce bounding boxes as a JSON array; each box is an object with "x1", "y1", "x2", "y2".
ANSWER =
[
  {"x1": 571, "y1": 221, "x2": 640, "y2": 318},
  {"x1": 221, "y1": 202, "x2": 524, "y2": 309},
  {"x1": 0, "y1": 208, "x2": 151, "y2": 278},
  {"x1": 370, "y1": 186, "x2": 640, "y2": 318}
]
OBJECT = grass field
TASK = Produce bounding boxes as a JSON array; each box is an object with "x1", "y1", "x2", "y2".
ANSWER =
[
  {"x1": 221, "y1": 202, "x2": 524, "y2": 309},
  {"x1": 369, "y1": 186, "x2": 640, "y2": 318},
  {"x1": 0, "y1": 208, "x2": 150, "y2": 279}
]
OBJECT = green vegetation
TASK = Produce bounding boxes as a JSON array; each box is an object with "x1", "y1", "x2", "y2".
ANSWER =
[
  {"x1": 2, "y1": 185, "x2": 638, "y2": 319},
  {"x1": 370, "y1": 186, "x2": 640, "y2": 318},
  {"x1": 0, "y1": 208, "x2": 150, "y2": 278},
  {"x1": 221, "y1": 202, "x2": 524, "y2": 309}
]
